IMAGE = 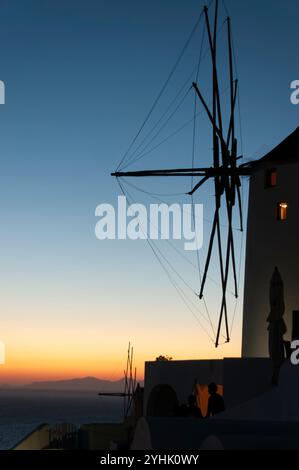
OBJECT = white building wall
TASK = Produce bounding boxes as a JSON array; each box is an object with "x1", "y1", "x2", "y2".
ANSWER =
[
  {"x1": 144, "y1": 358, "x2": 272, "y2": 415},
  {"x1": 242, "y1": 162, "x2": 299, "y2": 357},
  {"x1": 144, "y1": 360, "x2": 223, "y2": 412}
]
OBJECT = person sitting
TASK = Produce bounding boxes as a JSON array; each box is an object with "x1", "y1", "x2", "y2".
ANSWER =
[{"x1": 206, "y1": 383, "x2": 225, "y2": 417}]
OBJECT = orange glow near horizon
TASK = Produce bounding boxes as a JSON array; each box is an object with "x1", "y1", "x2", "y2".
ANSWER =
[
  {"x1": 0, "y1": 341, "x2": 145, "y2": 385},
  {"x1": 0, "y1": 328, "x2": 241, "y2": 386},
  {"x1": 0, "y1": 347, "x2": 146, "y2": 385},
  {"x1": 0, "y1": 288, "x2": 242, "y2": 386}
]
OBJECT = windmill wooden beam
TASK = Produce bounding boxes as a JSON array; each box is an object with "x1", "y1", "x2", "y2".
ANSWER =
[{"x1": 111, "y1": 166, "x2": 251, "y2": 179}]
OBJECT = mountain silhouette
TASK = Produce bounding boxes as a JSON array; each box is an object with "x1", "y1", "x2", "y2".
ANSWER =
[{"x1": 25, "y1": 376, "x2": 127, "y2": 392}]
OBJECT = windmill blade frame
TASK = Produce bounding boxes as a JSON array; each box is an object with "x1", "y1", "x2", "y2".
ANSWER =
[{"x1": 112, "y1": 0, "x2": 251, "y2": 348}]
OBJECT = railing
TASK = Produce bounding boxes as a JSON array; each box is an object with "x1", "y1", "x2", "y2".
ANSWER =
[{"x1": 48, "y1": 423, "x2": 78, "y2": 449}]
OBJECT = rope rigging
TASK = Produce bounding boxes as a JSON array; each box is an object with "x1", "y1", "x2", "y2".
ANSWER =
[
  {"x1": 117, "y1": 16, "x2": 229, "y2": 173},
  {"x1": 116, "y1": 10, "x2": 206, "y2": 172},
  {"x1": 118, "y1": 83, "x2": 231, "y2": 171},
  {"x1": 112, "y1": 0, "x2": 248, "y2": 349},
  {"x1": 117, "y1": 178, "x2": 216, "y2": 342},
  {"x1": 121, "y1": 72, "x2": 196, "y2": 171},
  {"x1": 121, "y1": 87, "x2": 193, "y2": 171},
  {"x1": 121, "y1": 177, "x2": 237, "y2": 298}
]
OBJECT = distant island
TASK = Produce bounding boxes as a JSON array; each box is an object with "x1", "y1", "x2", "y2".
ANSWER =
[
  {"x1": 0, "y1": 376, "x2": 144, "y2": 392},
  {"x1": 25, "y1": 376, "x2": 127, "y2": 392}
]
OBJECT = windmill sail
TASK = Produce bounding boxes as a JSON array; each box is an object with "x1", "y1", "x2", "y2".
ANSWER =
[{"x1": 112, "y1": 0, "x2": 251, "y2": 348}]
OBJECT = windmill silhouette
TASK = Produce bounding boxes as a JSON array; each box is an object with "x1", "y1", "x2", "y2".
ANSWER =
[
  {"x1": 98, "y1": 343, "x2": 137, "y2": 420},
  {"x1": 112, "y1": 1, "x2": 251, "y2": 348}
]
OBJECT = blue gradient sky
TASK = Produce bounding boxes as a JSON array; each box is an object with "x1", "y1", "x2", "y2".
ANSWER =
[{"x1": 0, "y1": 0, "x2": 298, "y2": 383}]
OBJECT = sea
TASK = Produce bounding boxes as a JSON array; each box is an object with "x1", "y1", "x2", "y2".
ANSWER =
[{"x1": 0, "y1": 389, "x2": 123, "y2": 450}]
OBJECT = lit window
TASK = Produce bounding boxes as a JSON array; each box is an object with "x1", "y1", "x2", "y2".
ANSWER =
[
  {"x1": 265, "y1": 168, "x2": 277, "y2": 188},
  {"x1": 277, "y1": 202, "x2": 288, "y2": 221}
]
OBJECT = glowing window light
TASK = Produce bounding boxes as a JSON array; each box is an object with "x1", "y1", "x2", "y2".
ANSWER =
[
  {"x1": 277, "y1": 202, "x2": 288, "y2": 221},
  {"x1": 265, "y1": 168, "x2": 277, "y2": 188}
]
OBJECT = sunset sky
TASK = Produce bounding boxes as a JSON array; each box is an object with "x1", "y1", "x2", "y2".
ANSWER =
[{"x1": 0, "y1": 0, "x2": 298, "y2": 385}]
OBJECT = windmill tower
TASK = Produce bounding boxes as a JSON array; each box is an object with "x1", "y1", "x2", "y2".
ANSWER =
[{"x1": 242, "y1": 127, "x2": 299, "y2": 357}]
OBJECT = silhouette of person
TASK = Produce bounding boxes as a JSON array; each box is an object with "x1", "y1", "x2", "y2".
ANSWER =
[
  {"x1": 187, "y1": 394, "x2": 202, "y2": 418},
  {"x1": 206, "y1": 383, "x2": 225, "y2": 417},
  {"x1": 133, "y1": 383, "x2": 144, "y2": 422},
  {"x1": 176, "y1": 404, "x2": 188, "y2": 417}
]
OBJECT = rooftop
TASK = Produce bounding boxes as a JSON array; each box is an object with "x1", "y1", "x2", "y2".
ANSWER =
[{"x1": 255, "y1": 127, "x2": 299, "y2": 166}]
